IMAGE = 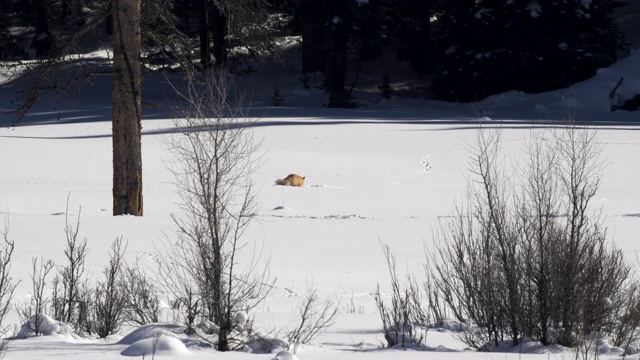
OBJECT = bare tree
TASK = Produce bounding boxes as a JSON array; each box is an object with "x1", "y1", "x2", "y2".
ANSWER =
[
  {"x1": 112, "y1": 0, "x2": 143, "y2": 216},
  {"x1": 161, "y1": 68, "x2": 274, "y2": 351}
]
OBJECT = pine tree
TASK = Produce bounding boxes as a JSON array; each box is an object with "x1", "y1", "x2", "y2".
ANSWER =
[
  {"x1": 300, "y1": 0, "x2": 388, "y2": 108},
  {"x1": 433, "y1": 0, "x2": 626, "y2": 102},
  {"x1": 383, "y1": 0, "x2": 445, "y2": 74}
]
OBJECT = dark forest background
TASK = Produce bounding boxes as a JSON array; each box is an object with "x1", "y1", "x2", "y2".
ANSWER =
[{"x1": 0, "y1": 0, "x2": 629, "y2": 106}]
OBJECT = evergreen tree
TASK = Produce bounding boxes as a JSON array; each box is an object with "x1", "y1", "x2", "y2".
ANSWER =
[
  {"x1": 300, "y1": 0, "x2": 388, "y2": 107},
  {"x1": 34, "y1": 0, "x2": 54, "y2": 57},
  {"x1": 384, "y1": 0, "x2": 445, "y2": 75},
  {"x1": 433, "y1": 0, "x2": 626, "y2": 102},
  {"x1": 323, "y1": 0, "x2": 349, "y2": 108},
  {"x1": 300, "y1": 0, "x2": 332, "y2": 74},
  {"x1": 195, "y1": 0, "x2": 275, "y2": 69}
]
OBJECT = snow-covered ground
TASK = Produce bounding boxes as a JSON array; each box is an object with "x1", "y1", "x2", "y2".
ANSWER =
[{"x1": 1, "y1": 23, "x2": 640, "y2": 360}]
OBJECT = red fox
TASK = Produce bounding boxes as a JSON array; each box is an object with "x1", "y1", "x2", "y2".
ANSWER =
[{"x1": 275, "y1": 174, "x2": 305, "y2": 187}]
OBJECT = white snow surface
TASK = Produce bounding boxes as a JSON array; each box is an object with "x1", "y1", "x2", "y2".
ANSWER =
[
  {"x1": 121, "y1": 334, "x2": 190, "y2": 357},
  {"x1": 272, "y1": 351, "x2": 300, "y2": 360},
  {"x1": 1, "y1": 20, "x2": 640, "y2": 360}
]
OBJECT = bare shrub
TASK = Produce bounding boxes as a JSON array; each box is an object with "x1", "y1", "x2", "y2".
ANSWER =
[
  {"x1": 159, "y1": 68, "x2": 274, "y2": 351},
  {"x1": 550, "y1": 128, "x2": 629, "y2": 346},
  {"x1": 154, "y1": 239, "x2": 203, "y2": 335},
  {"x1": 422, "y1": 258, "x2": 448, "y2": 329},
  {"x1": 610, "y1": 280, "x2": 640, "y2": 353},
  {"x1": 375, "y1": 244, "x2": 427, "y2": 348},
  {"x1": 515, "y1": 130, "x2": 562, "y2": 345},
  {"x1": 433, "y1": 125, "x2": 633, "y2": 350},
  {"x1": 174, "y1": 288, "x2": 201, "y2": 335},
  {"x1": 74, "y1": 283, "x2": 94, "y2": 336},
  {"x1": 18, "y1": 257, "x2": 54, "y2": 336},
  {"x1": 286, "y1": 289, "x2": 339, "y2": 354},
  {"x1": 0, "y1": 218, "x2": 17, "y2": 357},
  {"x1": 433, "y1": 200, "x2": 512, "y2": 349},
  {"x1": 121, "y1": 260, "x2": 161, "y2": 326},
  {"x1": 51, "y1": 203, "x2": 89, "y2": 330},
  {"x1": 93, "y1": 237, "x2": 128, "y2": 338}
]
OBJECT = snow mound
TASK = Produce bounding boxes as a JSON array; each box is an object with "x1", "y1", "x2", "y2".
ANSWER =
[
  {"x1": 272, "y1": 350, "x2": 300, "y2": 360},
  {"x1": 245, "y1": 330, "x2": 288, "y2": 354},
  {"x1": 273, "y1": 205, "x2": 295, "y2": 211},
  {"x1": 478, "y1": 50, "x2": 640, "y2": 120},
  {"x1": 118, "y1": 323, "x2": 184, "y2": 345},
  {"x1": 120, "y1": 334, "x2": 189, "y2": 357},
  {"x1": 432, "y1": 319, "x2": 470, "y2": 332},
  {"x1": 17, "y1": 315, "x2": 74, "y2": 338}
]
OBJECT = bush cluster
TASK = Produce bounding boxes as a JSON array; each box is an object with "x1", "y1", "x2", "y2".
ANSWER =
[
  {"x1": 432, "y1": 127, "x2": 636, "y2": 350},
  {"x1": 376, "y1": 126, "x2": 639, "y2": 353}
]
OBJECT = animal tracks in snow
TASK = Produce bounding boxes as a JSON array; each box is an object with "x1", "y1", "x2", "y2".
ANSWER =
[
  {"x1": 309, "y1": 184, "x2": 341, "y2": 189},
  {"x1": 421, "y1": 154, "x2": 432, "y2": 172},
  {"x1": 266, "y1": 213, "x2": 368, "y2": 221},
  {"x1": 266, "y1": 206, "x2": 366, "y2": 220},
  {"x1": 282, "y1": 288, "x2": 298, "y2": 297},
  {"x1": 263, "y1": 206, "x2": 422, "y2": 220},
  {"x1": 314, "y1": 214, "x2": 367, "y2": 220},
  {"x1": 281, "y1": 155, "x2": 434, "y2": 188},
  {"x1": 271, "y1": 183, "x2": 342, "y2": 189}
]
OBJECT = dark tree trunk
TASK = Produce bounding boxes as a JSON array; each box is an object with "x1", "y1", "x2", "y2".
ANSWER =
[
  {"x1": 300, "y1": 0, "x2": 324, "y2": 73},
  {"x1": 325, "y1": 1, "x2": 348, "y2": 108},
  {"x1": 105, "y1": 2, "x2": 113, "y2": 35},
  {"x1": 34, "y1": 0, "x2": 53, "y2": 56},
  {"x1": 210, "y1": 3, "x2": 227, "y2": 66},
  {"x1": 199, "y1": 0, "x2": 211, "y2": 68},
  {"x1": 179, "y1": 0, "x2": 191, "y2": 30},
  {"x1": 62, "y1": 0, "x2": 69, "y2": 19},
  {"x1": 410, "y1": 6, "x2": 431, "y2": 74},
  {"x1": 112, "y1": 0, "x2": 143, "y2": 216}
]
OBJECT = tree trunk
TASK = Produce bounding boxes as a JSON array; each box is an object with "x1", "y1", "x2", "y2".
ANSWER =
[
  {"x1": 62, "y1": 0, "x2": 69, "y2": 20},
  {"x1": 199, "y1": 1, "x2": 211, "y2": 68},
  {"x1": 105, "y1": 2, "x2": 113, "y2": 35},
  {"x1": 325, "y1": 0, "x2": 348, "y2": 108},
  {"x1": 34, "y1": 0, "x2": 53, "y2": 56},
  {"x1": 300, "y1": 0, "x2": 325, "y2": 73},
  {"x1": 410, "y1": 5, "x2": 431, "y2": 74},
  {"x1": 210, "y1": 3, "x2": 227, "y2": 66},
  {"x1": 112, "y1": 0, "x2": 143, "y2": 216}
]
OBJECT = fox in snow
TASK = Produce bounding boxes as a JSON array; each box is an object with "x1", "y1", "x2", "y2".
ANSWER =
[{"x1": 275, "y1": 174, "x2": 305, "y2": 187}]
